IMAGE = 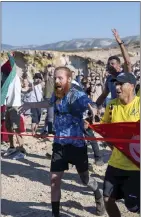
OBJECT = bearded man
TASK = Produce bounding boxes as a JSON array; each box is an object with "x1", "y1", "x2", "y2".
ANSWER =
[{"x1": 19, "y1": 66, "x2": 105, "y2": 217}]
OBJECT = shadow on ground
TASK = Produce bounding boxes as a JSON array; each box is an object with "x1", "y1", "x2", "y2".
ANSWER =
[
  {"x1": 2, "y1": 159, "x2": 99, "y2": 196},
  {"x1": 1, "y1": 199, "x2": 84, "y2": 217},
  {"x1": 1, "y1": 139, "x2": 108, "y2": 217}
]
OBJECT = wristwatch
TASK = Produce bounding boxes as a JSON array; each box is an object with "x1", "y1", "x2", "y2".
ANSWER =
[{"x1": 118, "y1": 41, "x2": 124, "y2": 45}]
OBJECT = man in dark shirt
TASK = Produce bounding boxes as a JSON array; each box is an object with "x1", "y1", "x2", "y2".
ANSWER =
[
  {"x1": 96, "y1": 29, "x2": 131, "y2": 108},
  {"x1": 42, "y1": 64, "x2": 55, "y2": 135}
]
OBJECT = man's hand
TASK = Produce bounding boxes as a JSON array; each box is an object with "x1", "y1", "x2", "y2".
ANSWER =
[
  {"x1": 18, "y1": 103, "x2": 30, "y2": 115},
  {"x1": 112, "y1": 28, "x2": 131, "y2": 72},
  {"x1": 112, "y1": 28, "x2": 122, "y2": 44},
  {"x1": 88, "y1": 103, "x2": 98, "y2": 123}
]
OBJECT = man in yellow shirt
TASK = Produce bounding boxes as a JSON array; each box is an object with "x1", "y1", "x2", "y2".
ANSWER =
[{"x1": 101, "y1": 72, "x2": 140, "y2": 216}]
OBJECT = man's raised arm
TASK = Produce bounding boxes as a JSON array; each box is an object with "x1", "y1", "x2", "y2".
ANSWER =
[{"x1": 112, "y1": 29, "x2": 132, "y2": 72}]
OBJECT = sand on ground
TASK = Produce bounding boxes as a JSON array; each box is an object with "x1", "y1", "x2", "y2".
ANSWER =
[{"x1": 1, "y1": 115, "x2": 139, "y2": 217}]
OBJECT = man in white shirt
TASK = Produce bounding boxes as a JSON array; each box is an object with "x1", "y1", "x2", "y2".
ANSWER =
[
  {"x1": 30, "y1": 73, "x2": 44, "y2": 135},
  {"x1": 4, "y1": 73, "x2": 26, "y2": 159}
]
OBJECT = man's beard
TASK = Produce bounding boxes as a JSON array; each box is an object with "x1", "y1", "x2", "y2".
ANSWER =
[{"x1": 54, "y1": 82, "x2": 71, "y2": 99}]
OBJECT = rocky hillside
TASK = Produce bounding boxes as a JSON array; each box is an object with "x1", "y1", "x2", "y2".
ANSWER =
[
  {"x1": 2, "y1": 35, "x2": 140, "y2": 51},
  {"x1": 1, "y1": 44, "x2": 140, "y2": 81}
]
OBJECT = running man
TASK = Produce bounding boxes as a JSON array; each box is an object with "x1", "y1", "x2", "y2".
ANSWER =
[
  {"x1": 19, "y1": 66, "x2": 105, "y2": 217},
  {"x1": 101, "y1": 72, "x2": 140, "y2": 216}
]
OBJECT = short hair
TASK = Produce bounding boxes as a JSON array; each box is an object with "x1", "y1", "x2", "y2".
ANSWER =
[
  {"x1": 33, "y1": 73, "x2": 43, "y2": 80},
  {"x1": 47, "y1": 64, "x2": 52, "y2": 68},
  {"x1": 108, "y1": 55, "x2": 121, "y2": 64},
  {"x1": 81, "y1": 78, "x2": 87, "y2": 84},
  {"x1": 54, "y1": 66, "x2": 72, "y2": 78}
]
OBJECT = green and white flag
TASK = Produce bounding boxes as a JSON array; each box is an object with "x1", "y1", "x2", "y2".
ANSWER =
[{"x1": 1, "y1": 53, "x2": 16, "y2": 106}]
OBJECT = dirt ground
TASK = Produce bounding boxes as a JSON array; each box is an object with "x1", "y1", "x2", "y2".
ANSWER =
[{"x1": 1, "y1": 115, "x2": 139, "y2": 217}]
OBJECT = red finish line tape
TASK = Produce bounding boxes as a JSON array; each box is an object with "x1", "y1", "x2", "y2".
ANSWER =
[{"x1": 1, "y1": 131, "x2": 140, "y2": 144}]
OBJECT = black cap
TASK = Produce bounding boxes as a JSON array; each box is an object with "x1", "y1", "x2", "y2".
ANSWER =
[{"x1": 111, "y1": 72, "x2": 136, "y2": 86}]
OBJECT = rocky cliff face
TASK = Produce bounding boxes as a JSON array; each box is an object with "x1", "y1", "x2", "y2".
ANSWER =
[
  {"x1": 1, "y1": 50, "x2": 94, "y2": 78},
  {"x1": 1, "y1": 45, "x2": 140, "y2": 79}
]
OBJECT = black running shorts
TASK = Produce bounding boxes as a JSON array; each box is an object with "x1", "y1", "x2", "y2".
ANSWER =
[
  {"x1": 31, "y1": 108, "x2": 41, "y2": 124},
  {"x1": 103, "y1": 165, "x2": 140, "y2": 213},
  {"x1": 50, "y1": 143, "x2": 88, "y2": 173}
]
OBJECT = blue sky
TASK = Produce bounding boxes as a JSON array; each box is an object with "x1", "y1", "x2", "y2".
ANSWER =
[{"x1": 2, "y1": 2, "x2": 140, "y2": 46}]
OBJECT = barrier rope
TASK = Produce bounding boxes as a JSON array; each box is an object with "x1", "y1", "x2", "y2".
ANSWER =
[{"x1": 1, "y1": 131, "x2": 140, "y2": 144}]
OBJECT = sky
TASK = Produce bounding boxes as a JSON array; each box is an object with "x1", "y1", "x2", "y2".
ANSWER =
[{"x1": 2, "y1": 1, "x2": 140, "y2": 46}]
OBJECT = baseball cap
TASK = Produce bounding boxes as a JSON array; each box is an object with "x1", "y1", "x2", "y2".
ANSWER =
[{"x1": 111, "y1": 72, "x2": 136, "y2": 86}]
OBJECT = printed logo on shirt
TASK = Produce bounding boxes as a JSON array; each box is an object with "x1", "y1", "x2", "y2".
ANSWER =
[{"x1": 130, "y1": 108, "x2": 139, "y2": 116}]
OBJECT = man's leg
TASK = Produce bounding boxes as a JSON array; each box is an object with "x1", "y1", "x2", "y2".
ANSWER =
[
  {"x1": 75, "y1": 145, "x2": 105, "y2": 216},
  {"x1": 4, "y1": 108, "x2": 17, "y2": 156},
  {"x1": 86, "y1": 129, "x2": 104, "y2": 166},
  {"x1": 15, "y1": 129, "x2": 25, "y2": 153},
  {"x1": 31, "y1": 108, "x2": 39, "y2": 135},
  {"x1": 43, "y1": 111, "x2": 48, "y2": 133},
  {"x1": 90, "y1": 140, "x2": 104, "y2": 166},
  {"x1": 104, "y1": 197, "x2": 121, "y2": 217},
  {"x1": 8, "y1": 133, "x2": 14, "y2": 148},
  {"x1": 51, "y1": 172, "x2": 64, "y2": 217},
  {"x1": 5, "y1": 109, "x2": 14, "y2": 148},
  {"x1": 103, "y1": 166, "x2": 122, "y2": 217},
  {"x1": 124, "y1": 171, "x2": 140, "y2": 213},
  {"x1": 11, "y1": 107, "x2": 26, "y2": 155},
  {"x1": 78, "y1": 170, "x2": 105, "y2": 216},
  {"x1": 47, "y1": 105, "x2": 54, "y2": 134},
  {"x1": 50, "y1": 143, "x2": 68, "y2": 217}
]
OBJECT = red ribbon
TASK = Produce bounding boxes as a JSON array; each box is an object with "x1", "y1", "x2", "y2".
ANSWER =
[{"x1": 0, "y1": 131, "x2": 140, "y2": 143}]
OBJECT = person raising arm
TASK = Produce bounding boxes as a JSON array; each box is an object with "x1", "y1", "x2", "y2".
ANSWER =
[{"x1": 96, "y1": 28, "x2": 132, "y2": 107}]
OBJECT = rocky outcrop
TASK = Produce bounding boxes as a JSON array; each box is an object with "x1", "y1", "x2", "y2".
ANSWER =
[
  {"x1": 1, "y1": 51, "x2": 101, "y2": 78},
  {"x1": 1, "y1": 46, "x2": 140, "y2": 79}
]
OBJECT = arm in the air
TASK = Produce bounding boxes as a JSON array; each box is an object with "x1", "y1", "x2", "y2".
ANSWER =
[{"x1": 112, "y1": 29, "x2": 132, "y2": 72}]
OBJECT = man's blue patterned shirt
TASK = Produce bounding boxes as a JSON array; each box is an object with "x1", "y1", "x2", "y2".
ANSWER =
[{"x1": 49, "y1": 85, "x2": 93, "y2": 147}]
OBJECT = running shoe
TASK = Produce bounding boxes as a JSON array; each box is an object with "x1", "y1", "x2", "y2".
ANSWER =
[
  {"x1": 3, "y1": 148, "x2": 17, "y2": 157},
  {"x1": 12, "y1": 152, "x2": 26, "y2": 160}
]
